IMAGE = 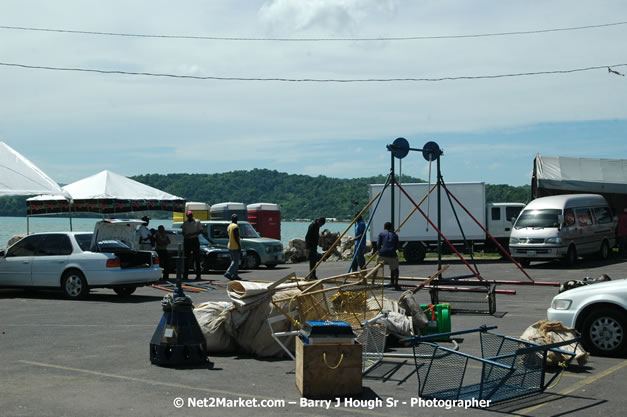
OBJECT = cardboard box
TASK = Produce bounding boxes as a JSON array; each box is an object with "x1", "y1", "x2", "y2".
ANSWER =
[{"x1": 295, "y1": 337, "x2": 362, "y2": 398}]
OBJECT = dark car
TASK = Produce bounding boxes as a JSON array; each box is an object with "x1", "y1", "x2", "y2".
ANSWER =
[{"x1": 163, "y1": 229, "x2": 248, "y2": 273}]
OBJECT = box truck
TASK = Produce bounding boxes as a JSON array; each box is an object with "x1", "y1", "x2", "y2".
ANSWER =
[{"x1": 368, "y1": 182, "x2": 525, "y2": 263}]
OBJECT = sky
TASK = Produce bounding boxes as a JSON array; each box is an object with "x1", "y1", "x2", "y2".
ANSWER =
[{"x1": 0, "y1": 0, "x2": 626, "y2": 187}]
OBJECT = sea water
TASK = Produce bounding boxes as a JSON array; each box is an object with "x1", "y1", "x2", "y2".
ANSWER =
[{"x1": 0, "y1": 216, "x2": 352, "y2": 248}]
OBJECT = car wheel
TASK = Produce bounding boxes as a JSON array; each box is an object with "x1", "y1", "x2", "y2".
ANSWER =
[
  {"x1": 200, "y1": 258, "x2": 212, "y2": 273},
  {"x1": 62, "y1": 270, "x2": 89, "y2": 299},
  {"x1": 247, "y1": 252, "x2": 260, "y2": 269},
  {"x1": 599, "y1": 241, "x2": 610, "y2": 260},
  {"x1": 114, "y1": 287, "x2": 137, "y2": 297},
  {"x1": 565, "y1": 245, "x2": 577, "y2": 266},
  {"x1": 580, "y1": 307, "x2": 627, "y2": 356}
]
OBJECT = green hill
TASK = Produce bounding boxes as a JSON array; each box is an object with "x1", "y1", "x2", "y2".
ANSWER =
[{"x1": 0, "y1": 169, "x2": 532, "y2": 220}]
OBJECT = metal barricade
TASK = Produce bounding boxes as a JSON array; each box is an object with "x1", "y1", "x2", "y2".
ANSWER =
[{"x1": 408, "y1": 326, "x2": 579, "y2": 403}]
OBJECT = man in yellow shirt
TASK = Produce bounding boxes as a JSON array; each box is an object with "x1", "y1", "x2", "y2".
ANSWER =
[{"x1": 225, "y1": 214, "x2": 241, "y2": 280}]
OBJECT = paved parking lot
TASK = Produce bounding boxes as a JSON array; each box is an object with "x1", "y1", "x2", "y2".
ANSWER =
[{"x1": 1, "y1": 255, "x2": 626, "y2": 417}]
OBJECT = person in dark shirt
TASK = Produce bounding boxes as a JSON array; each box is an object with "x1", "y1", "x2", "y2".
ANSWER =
[
  {"x1": 377, "y1": 221, "x2": 400, "y2": 290},
  {"x1": 154, "y1": 225, "x2": 171, "y2": 281},
  {"x1": 351, "y1": 213, "x2": 367, "y2": 272},
  {"x1": 305, "y1": 217, "x2": 326, "y2": 280}
]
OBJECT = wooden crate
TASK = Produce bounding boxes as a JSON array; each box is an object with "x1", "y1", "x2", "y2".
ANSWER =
[{"x1": 295, "y1": 337, "x2": 362, "y2": 398}]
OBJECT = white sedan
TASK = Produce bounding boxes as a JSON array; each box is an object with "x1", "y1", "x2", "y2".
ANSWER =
[
  {"x1": 0, "y1": 226, "x2": 161, "y2": 299},
  {"x1": 547, "y1": 279, "x2": 627, "y2": 356}
]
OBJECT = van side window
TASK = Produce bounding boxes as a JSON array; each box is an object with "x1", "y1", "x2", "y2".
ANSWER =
[
  {"x1": 575, "y1": 208, "x2": 593, "y2": 226},
  {"x1": 594, "y1": 207, "x2": 613, "y2": 225},
  {"x1": 564, "y1": 209, "x2": 575, "y2": 226},
  {"x1": 491, "y1": 207, "x2": 500, "y2": 221}
]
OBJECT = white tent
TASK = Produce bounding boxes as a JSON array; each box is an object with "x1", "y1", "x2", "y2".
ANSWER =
[
  {"x1": 27, "y1": 170, "x2": 185, "y2": 215},
  {"x1": 0, "y1": 142, "x2": 68, "y2": 197}
]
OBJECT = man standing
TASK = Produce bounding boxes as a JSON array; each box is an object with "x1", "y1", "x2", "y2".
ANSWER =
[
  {"x1": 154, "y1": 225, "x2": 171, "y2": 281},
  {"x1": 182, "y1": 210, "x2": 203, "y2": 280},
  {"x1": 351, "y1": 213, "x2": 366, "y2": 272},
  {"x1": 305, "y1": 217, "x2": 326, "y2": 280},
  {"x1": 225, "y1": 214, "x2": 241, "y2": 280},
  {"x1": 138, "y1": 216, "x2": 153, "y2": 250},
  {"x1": 377, "y1": 221, "x2": 400, "y2": 290}
]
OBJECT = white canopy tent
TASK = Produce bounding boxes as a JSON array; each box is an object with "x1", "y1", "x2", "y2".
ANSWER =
[
  {"x1": 0, "y1": 142, "x2": 68, "y2": 197},
  {"x1": 27, "y1": 170, "x2": 185, "y2": 229}
]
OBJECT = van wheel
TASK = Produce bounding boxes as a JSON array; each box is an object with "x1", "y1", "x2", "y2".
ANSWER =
[
  {"x1": 62, "y1": 270, "x2": 89, "y2": 299},
  {"x1": 518, "y1": 258, "x2": 530, "y2": 268},
  {"x1": 599, "y1": 241, "x2": 610, "y2": 260},
  {"x1": 565, "y1": 245, "x2": 577, "y2": 266}
]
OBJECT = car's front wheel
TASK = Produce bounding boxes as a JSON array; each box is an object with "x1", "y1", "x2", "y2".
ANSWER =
[
  {"x1": 247, "y1": 252, "x2": 260, "y2": 269},
  {"x1": 62, "y1": 270, "x2": 89, "y2": 299},
  {"x1": 580, "y1": 307, "x2": 627, "y2": 356},
  {"x1": 599, "y1": 240, "x2": 610, "y2": 261},
  {"x1": 114, "y1": 287, "x2": 137, "y2": 297}
]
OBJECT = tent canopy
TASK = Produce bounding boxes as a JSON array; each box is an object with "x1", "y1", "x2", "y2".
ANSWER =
[
  {"x1": 533, "y1": 154, "x2": 627, "y2": 195},
  {"x1": 27, "y1": 170, "x2": 185, "y2": 215},
  {"x1": 0, "y1": 141, "x2": 68, "y2": 197},
  {"x1": 532, "y1": 154, "x2": 627, "y2": 213}
]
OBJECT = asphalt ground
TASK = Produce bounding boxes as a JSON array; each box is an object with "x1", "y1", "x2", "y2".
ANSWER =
[{"x1": 1, "y1": 254, "x2": 627, "y2": 417}]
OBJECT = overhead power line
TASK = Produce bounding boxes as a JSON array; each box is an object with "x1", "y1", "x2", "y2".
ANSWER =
[
  {"x1": 1, "y1": 61, "x2": 626, "y2": 82},
  {"x1": 0, "y1": 21, "x2": 626, "y2": 41}
]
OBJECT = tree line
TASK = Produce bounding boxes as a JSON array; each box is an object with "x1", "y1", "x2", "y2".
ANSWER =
[{"x1": 0, "y1": 169, "x2": 532, "y2": 220}]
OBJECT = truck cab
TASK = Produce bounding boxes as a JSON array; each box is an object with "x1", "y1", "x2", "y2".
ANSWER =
[{"x1": 485, "y1": 203, "x2": 526, "y2": 251}]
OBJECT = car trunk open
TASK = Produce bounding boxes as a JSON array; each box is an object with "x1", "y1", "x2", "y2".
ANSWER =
[{"x1": 90, "y1": 220, "x2": 155, "y2": 268}]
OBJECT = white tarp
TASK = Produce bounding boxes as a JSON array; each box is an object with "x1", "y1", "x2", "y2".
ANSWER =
[
  {"x1": 0, "y1": 142, "x2": 68, "y2": 197},
  {"x1": 535, "y1": 154, "x2": 627, "y2": 194},
  {"x1": 28, "y1": 169, "x2": 181, "y2": 201}
]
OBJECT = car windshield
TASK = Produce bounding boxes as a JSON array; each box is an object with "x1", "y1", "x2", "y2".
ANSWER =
[
  {"x1": 198, "y1": 234, "x2": 210, "y2": 245},
  {"x1": 75, "y1": 233, "x2": 93, "y2": 251},
  {"x1": 514, "y1": 209, "x2": 562, "y2": 229},
  {"x1": 240, "y1": 223, "x2": 260, "y2": 238}
]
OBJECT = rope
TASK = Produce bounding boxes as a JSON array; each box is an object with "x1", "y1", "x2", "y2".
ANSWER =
[
  {"x1": 323, "y1": 352, "x2": 344, "y2": 369},
  {"x1": 546, "y1": 361, "x2": 568, "y2": 389}
]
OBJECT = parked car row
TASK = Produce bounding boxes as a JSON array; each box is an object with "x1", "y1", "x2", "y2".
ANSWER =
[
  {"x1": 160, "y1": 228, "x2": 250, "y2": 273},
  {"x1": 172, "y1": 220, "x2": 285, "y2": 269}
]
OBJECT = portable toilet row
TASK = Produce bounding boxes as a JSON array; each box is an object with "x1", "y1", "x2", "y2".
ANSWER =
[{"x1": 174, "y1": 201, "x2": 281, "y2": 240}]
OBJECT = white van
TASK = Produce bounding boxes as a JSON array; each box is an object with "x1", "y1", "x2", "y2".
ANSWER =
[{"x1": 509, "y1": 194, "x2": 616, "y2": 266}]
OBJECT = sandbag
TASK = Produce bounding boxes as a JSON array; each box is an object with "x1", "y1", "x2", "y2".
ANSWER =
[
  {"x1": 520, "y1": 320, "x2": 588, "y2": 366},
  {"x1": 193, "y1": 301, "x2": 237, "y2": 353},
  {"x1": 229, "y1": 287, "x2": 302, "y2": 358},
  {"x1": 385, "y1": 311, "x2": 413, "y2": 338},
  {"x1": 398, "y1": 291, "x2": 429, "y2": 334}
]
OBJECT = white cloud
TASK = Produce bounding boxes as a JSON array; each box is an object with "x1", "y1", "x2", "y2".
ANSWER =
[{"x1": 259, "y1": 0, "x2": 397, "y2": 34}]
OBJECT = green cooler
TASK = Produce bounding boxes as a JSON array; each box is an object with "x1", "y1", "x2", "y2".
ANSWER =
[{"x1": 419, "y1": 304, "x2": 451, "y2": 341}]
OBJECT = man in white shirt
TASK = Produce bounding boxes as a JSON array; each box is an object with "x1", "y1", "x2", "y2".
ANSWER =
[{"x1": 138, "y1": 216, "x2": 153, "y2": 250}]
